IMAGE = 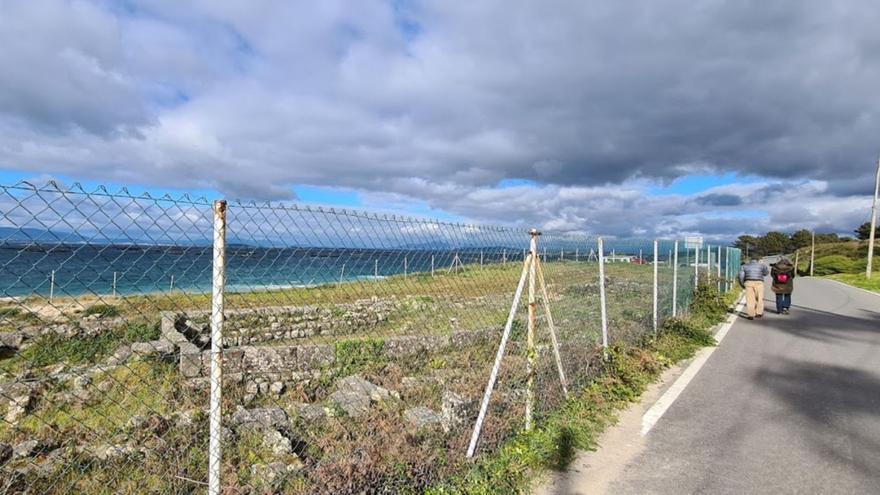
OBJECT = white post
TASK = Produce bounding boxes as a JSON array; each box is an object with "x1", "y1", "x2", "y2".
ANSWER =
[
  {"x1": 672, "y1": 241, "x2": 679, "y2": 317},
  {"x1": 543, "y1": 247, "x2": 547, "y2": 263},
  {"x1": 639, "y1": 249, "x2": 643, "y2": 262},
  {"x1": 170, "y1": 275, "x2": 174, "y2": 291},
  {"x1": 480, "y1": 250, "x2": 484, "y2": 270},
  {"x1": 694, "y1": 246, "x2": 699, "y2": 288},
  {"x1": 560, "y1": 248, "x2": 564, "y2": 262},
  {"x1": 466, "y1": 251, "x2": 532, "y2": 458},
  {"x1": 706, "y1": 245, "x2": 712, "y2": 283},
  {"x1": 717, "y1": 245, "x2": 722, "y2": 291},
  {"x1": 404, "y1": 255, "x2": 408, "y2": 279},
  {"x1": 810, "y1": 231, "x2": 815, "y2": 277},
  {"x1": 339, "y1": 263, "x2": 345, "y2": 286},
  {"x1": 867, "y1": 155, "x2": 879, "y2": 278},
  {"x1": 374, "y1": 259, "x2": 378, "y2": 278},
  {"x1": 208, "y1": 200, "x2": 227, "y2": 495},
  {"x1": 598, "y1": 238, "x2": 609, "y2": 349},
  {"x1": 653, "y1": 240, "x2": 659, "y2": 332},
  {"x1": 431, "y1": 255, "x2": 435, "y2": 277},
  {"x1": 525, "y1": 229, "x2": 538, "y2": 431},
  {"x1": 112, "y1": 271, "x2": 117, "y2": 298},
  {"x1": 49, "y1": 269, "x2": 55, "y2": 302},
  {"x1": 575, "y1": 248, "x2": 579, "y2": 262}
]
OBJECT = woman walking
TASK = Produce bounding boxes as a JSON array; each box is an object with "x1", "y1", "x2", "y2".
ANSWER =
[{"x1": 771, "y1": 257, "x2": 795, "y2": 314}]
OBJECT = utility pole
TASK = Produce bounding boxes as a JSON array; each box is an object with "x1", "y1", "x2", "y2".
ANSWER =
[{"x1": 867, "y1": 155, "x2": 880, "y2": 278}]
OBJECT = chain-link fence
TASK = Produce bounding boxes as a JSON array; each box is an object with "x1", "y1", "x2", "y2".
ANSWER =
[{"x1": 0, "y1": 182, "x2": 741, "y2": 494}]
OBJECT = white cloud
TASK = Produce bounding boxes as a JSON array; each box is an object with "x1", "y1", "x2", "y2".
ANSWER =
[{"x1": 0, "y1": 0, "x2": 877, "y2": 237}]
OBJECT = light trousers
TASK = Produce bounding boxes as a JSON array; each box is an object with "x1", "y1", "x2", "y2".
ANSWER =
[{"x1": 744, "y1": 280, "x2": 764, "y2": 317}]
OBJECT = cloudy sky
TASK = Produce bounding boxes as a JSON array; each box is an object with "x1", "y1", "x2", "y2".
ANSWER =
[{"x1": 0, "y1": 0, "x2": 878, "y2": 239}]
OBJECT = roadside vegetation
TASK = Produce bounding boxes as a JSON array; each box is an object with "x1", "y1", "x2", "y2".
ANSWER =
[{"x1": 427, "y1": 282, "x2": 738, "y2": 495}]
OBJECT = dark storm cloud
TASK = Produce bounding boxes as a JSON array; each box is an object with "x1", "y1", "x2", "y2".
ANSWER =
[{"x1": 695, "y1": 194, "x2": 743, "y2": 207}]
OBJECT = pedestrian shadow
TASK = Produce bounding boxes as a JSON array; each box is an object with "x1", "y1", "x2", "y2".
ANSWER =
[
  {"x1": 744, "y1": 303, "x2": 880, "y2": 345},
  {"x1": 753, "y1": 358, "x2": 880, "y2": 479}
]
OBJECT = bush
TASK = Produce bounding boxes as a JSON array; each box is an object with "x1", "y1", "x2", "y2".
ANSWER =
[{"x1": 813, "y1": 255, "x2": 857, "y2": 276}]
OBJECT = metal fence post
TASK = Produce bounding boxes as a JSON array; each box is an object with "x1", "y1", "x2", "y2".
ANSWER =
[
  {"x1": 716, "y1": 245, "x2": 722, "y2": 292},
  {"x1": 672, "y1": 241, "x2": 679, "y2": 317},
  {"x1": 209, "y1": 199, "x2": 227, "y2": 495},
  {"x1": 598, "y1": 237, "x2": 609, "y2": 349},
  {"x1": 525, "y1": 229, "x2": 538, "y2": 431},
  {"x1": 112, "y1": 271, "x2": 117, "y2": 298},
  {"x1": 694, "y1": 246, "x2": 699, "y2": 289}
]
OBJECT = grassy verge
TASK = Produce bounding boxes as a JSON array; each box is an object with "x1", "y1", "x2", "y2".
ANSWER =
[
  {"x1": 426, "y1": 283, "x2": 738, "y2": 495},
  {"x1": 826, "y1": 273, "x2": 880, "y2": 294}
]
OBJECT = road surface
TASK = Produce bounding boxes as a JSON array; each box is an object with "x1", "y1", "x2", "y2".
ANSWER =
[{"x1": 541, "y1": 276, "x2": 880, "y2": 494}]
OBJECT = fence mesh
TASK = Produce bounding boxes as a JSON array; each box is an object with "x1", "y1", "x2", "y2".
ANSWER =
[{"x1": 0, "y1": 181, "x2": 741, "y2": 494}]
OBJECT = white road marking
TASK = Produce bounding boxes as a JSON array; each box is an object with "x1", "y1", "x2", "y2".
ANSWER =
[{"x1": 640, "y1": 296, "x2": 745, "y2": 436}]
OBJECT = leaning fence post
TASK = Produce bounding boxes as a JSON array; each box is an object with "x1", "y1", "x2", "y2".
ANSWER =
[
  {"x1": 208, "y1": 200, "x2": 227, "y2": 495},
  {"x1": 598, "y1": 237, "x2": 609, "y2": 349},
  {"x1": 652, "y1": 240, "x2": 659, "y2": 332},
  {"x1": 672, "y1": 241, "x2": 679, "y2": 317},
  {"x1": 525, "y1": 229, "x2": 539, "y2": 431}
]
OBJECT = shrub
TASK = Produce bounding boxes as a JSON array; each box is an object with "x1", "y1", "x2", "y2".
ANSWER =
[{"x1": 813, "y1": 255, "x2": 856, "y2": 276}]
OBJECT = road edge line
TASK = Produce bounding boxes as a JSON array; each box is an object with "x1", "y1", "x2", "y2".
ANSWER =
[{"x1": 640, "y1": 296, "x2": 745, "y2": 436}]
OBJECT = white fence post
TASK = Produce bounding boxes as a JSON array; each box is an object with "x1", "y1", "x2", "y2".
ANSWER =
[
  {"x1": 404, "y1": 255, "x2": 408, "y2": 279},
  {"x1": 652, "y1": 240, "x2": 659, "y2": 332},
  {"x1": 525, "y1": 230, "x2": 538, "y2": 431},
  {"x1": 374, "y1": 259, "x2": 378, "y2": 278},
  {"x1": 694, "y1": 246, "x2": 699, "y2": 289},
  {"x1": 717, "y1": 245, "x2": 722, "y2": 292},
  {"x1": 112, "y1": 271, "x2": 117, "y2": 298},
  {"x1": 598, "y1": 237, "x2": 609, "y2": 349},
  {"x1": 49, "y1": 269, "x2": 55, "y2": 302},
  {"x1": 672, "y1": 241, "x2": 679, "y2": 317},
  {"x1": 208, "y1": 200, "x2": 227, "y2": 495},
  {"x1": 431, "y1": 255, "x2": 435, "y2": 277}
]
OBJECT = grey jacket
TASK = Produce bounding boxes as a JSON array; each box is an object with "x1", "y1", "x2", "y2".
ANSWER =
[{"x1": 738, "y1": 261, "x2": 769, "y2": 286}]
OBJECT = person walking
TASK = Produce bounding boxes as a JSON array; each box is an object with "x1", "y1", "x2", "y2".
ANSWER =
[
  {"x1": 738, "y1": 257, "x2": 769, "y2": 320},
  {"x1": 771, "y1": 257, "x2": 795, "y2": 314}
]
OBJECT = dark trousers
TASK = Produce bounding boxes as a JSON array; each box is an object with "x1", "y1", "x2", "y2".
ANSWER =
[{"x1": 775, "y1": 293, "x2": 792, "y2": 313}]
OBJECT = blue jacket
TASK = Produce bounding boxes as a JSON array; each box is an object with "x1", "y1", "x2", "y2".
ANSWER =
[{"x1": 739, "y1": 261, "x2": 769, "y2": 286}]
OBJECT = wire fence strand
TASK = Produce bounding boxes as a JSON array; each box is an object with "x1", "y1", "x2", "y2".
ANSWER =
[{"x1": 0, "y1": 181, "x2": 741, "y2": 494}]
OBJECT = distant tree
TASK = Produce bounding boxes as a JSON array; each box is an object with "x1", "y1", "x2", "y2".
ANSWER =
[
  {"x1": 759, "y1": 231, "x2": 790, "y2": 255},
  {"x1": 855, "y1": 222, "x2": 880, "y2": 241},
  {"x1": 734, "y1": 235, "x2": 759, "y2": 256},
  {"x1": 790, "y1": 229, "x2": 812, "y2": 249},
  {"x1": 815, "y1": 233, "x2": 841, "y2": 244}
]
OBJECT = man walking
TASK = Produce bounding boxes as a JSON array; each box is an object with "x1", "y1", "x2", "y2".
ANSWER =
[{"x1": 738, "y1": 257, "x2": 769, "y2": 320}]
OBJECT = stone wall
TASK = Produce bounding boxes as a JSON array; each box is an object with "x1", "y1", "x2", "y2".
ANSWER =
[
  {"x1": 161, "y1": 297, "x2": 400, "y2": 347},
  {"x1": 178, "y1": 327, "x2": 499, "y2": 379}
]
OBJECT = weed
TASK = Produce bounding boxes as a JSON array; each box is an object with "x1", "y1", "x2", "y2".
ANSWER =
[{"x1": 81, "y1": 303, "x2": 120, "y2": 318}]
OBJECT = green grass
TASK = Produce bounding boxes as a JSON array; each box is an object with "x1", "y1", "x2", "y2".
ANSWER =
[
  {"x1": 826, "y1": 273, "x2": 880, "y2": 294},
  {"x1": 1, "y1": 321, "x2": 160, "y2": 373}
]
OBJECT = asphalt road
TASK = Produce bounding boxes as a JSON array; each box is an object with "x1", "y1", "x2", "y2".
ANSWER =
[{"x1": 608, "y1": 276, "x2": 880, "y2": 494}]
